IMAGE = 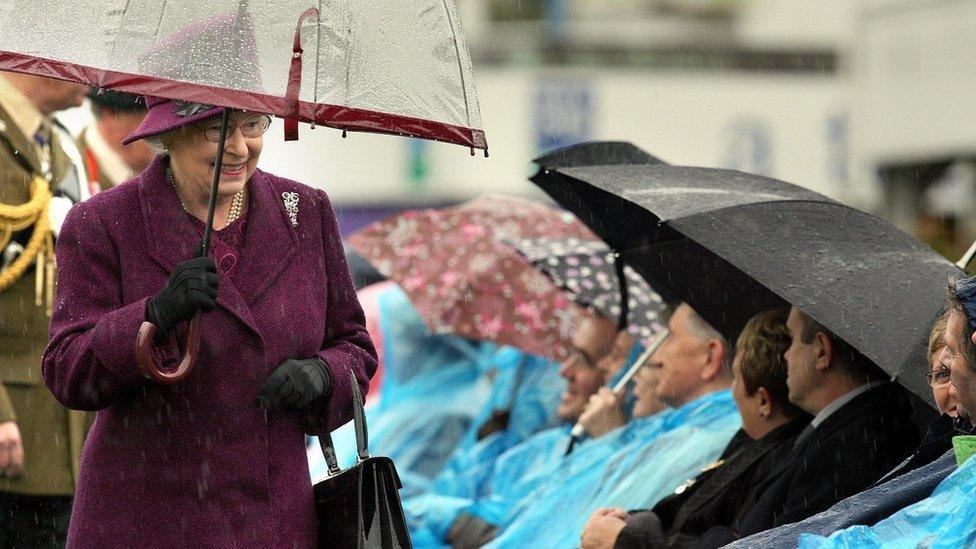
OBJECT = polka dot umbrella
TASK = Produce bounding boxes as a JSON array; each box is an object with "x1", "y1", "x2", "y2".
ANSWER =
[{"x1": 504, "y1": 237, "x2": 667, "y2": 345}]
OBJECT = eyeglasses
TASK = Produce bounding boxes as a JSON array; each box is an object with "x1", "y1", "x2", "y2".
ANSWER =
[
  {"x1": 926, "y1": 367, "x2": 952, "y2": 387},
  {"x1": 196, "y1": 114, "x2": 272, "y2": 142}
]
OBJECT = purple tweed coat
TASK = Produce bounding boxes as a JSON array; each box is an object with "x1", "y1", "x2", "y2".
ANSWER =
[{"x1": 42, "y1": 156, "x2": 377, "y2": 548}]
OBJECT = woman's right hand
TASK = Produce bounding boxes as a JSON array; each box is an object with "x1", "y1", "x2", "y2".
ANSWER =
[{"x1": 145, "y1": 256, "x2": 218, "y2": 336}]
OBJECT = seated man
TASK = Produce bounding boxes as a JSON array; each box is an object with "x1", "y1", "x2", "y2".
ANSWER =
[
  {"x1": 438, "y1": 328, "x2": 653, "y2": 548},
  {"x1": 580, "y1": 308, "x2": 810, "y2": 549},
  {"x1": 403, "y1": 309, "x2": 620, "y2": 543},
  {"x1": 729, "y1": 306, "x2": 921, "y2": 540},
  {"x1": 793, "y1": 277, "x2": 976, "y2": 547},
  {"x1": 729, "y1": 301, "x2": 973, "y2": 547},
  {"x1": 484, "y1": 304, "x2": 741, "y2": 548}
]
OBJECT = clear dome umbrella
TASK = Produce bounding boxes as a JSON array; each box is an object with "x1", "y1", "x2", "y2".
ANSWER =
[
  {"x1": 0, "y1": 0, "x2": 486, "y2": 149},
  {"x1": 0, "y1": 0, "x2": 487, "y2": 382}
]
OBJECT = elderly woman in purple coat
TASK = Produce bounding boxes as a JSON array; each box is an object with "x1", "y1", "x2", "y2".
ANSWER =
[{"x1": 41, "y1": 97, "x2": 377, "y2": 548}]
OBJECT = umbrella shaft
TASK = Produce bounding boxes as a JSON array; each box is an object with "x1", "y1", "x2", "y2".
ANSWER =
[
  {"x1": 569, "y1": 327, "x2": 671, "y2": 439},
  {"x1": 957, "y1": 239, "x2": 976, "y2": 271},
  {"x1": 200, "y1": 109, "x2": 232, "y2": 258}
]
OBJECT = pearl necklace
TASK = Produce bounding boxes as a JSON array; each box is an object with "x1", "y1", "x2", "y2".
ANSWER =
[{"x1": 168, "y1": 169, "x2": 246, "y2": 228}]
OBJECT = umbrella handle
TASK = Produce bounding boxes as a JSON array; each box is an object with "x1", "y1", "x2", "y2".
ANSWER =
[{"x1": 135, "y1": 312, "x2": 201, "y2": 384}]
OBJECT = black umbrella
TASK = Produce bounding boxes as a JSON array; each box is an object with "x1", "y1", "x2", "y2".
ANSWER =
[
  {"x1": 536, "y1": 140, "x2": 665, "y2": 169},
  {"x1": 531, "y1": 142, "x2": 962, "y2": 404}
]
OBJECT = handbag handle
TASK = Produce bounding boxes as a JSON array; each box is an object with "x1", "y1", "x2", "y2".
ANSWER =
[
  {"x1": 318, "y1": 374, "x2": 370, "y2": 475},
  {"x1": 351, "y1": 374, "x2": 369, "y2": 462}
]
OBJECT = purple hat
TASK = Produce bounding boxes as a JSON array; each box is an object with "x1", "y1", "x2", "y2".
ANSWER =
[{"x1": 122, "y1": 96, "x2": 224, "y2": 145}]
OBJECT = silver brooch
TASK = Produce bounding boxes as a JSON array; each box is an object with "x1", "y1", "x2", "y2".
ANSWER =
[{"x1": 282, "y1": 192, "x2": 299, "y2": 227}]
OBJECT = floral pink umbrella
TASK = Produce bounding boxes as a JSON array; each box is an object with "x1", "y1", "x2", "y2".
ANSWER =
[{"x1": 348, "y1": 195, "x2": 598, "y2": 361}]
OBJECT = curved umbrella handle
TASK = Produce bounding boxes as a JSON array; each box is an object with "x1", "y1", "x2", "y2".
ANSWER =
[{"x1": 135, "y1": 312, "x2": 201, "y2": 384}]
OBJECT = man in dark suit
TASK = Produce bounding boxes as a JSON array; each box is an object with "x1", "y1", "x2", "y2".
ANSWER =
[
  {"x1": 725, "y1": 306, "x2": 971, "y2": 548},
  {"x1": 580, "y1": 308, "x2": 810, "y2": 549},
  {"x1": 731, "y1": 306, "x2": 920, "y2": 538}
]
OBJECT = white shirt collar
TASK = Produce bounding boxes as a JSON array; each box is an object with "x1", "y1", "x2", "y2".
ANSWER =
[{"x1": 811, "y1": 381, "x2": 886, "y2": 429}]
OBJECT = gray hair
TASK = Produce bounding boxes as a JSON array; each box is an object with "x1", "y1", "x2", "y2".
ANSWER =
[
  {"x1": 144, "y1": 135, "x2": 168, "y2": 156},
  {"x1": 684, "y1": 307, "x2": 733, "y2": 372}
]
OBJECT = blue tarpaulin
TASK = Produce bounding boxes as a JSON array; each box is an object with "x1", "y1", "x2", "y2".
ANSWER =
[{"x1": 798, "y1": 454, "x2": 976, "y2": 549}]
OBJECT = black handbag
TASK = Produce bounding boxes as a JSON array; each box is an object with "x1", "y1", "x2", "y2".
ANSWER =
[{"x1": 314, "y1": 377, "x2": 412, "y2": 548}]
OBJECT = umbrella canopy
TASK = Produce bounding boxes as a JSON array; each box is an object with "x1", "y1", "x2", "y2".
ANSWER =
[
  {"x1": 504, "y1": 237, "x2": 666, "y2": 344},
  {"x1": 532, "y1": 145, "x2": 962, "y2": 404},
  {"x1": 348, "y1": 195, "x2": 597, "y2": 361},
  {"x1": 0, "y1": 0, "x2": 485, "y2": 149},
  {"x1": 534, "y1": 141, "x2": 665, "y2": 169}
]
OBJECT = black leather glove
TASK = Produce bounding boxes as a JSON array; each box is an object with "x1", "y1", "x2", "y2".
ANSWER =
[
  {"x1": 257, "y1": 358, "x2": 332, "y2": 411},
  {"x1": 145, "y1": 256, "x2": 218, "y2": 337}
]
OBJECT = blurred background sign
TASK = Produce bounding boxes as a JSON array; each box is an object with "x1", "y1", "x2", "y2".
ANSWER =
[{"x1": 534, "y1": 78, "x2": 593, "y2": 153}]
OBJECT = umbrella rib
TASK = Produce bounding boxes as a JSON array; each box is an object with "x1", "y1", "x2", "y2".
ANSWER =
[
  {"x1": 439, "y1": 0, "x2": 471, "y2": 129},
  {"x1": 107, "y1": 0, "x2": 133, "y2": 64},
  {"x1": 649, "y1": 197, "x2": 852, "y2": 225},
  {"x1": 154, "y1": 0, "x2": 167, "y2": 37},
  {"x1": 314, "y1": 0, "x2": 322, "y2": 104}
]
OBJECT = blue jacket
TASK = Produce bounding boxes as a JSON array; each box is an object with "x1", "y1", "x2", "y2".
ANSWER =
[{"x1": 488, "y1": 389, "x2": 741, "y2": 548}]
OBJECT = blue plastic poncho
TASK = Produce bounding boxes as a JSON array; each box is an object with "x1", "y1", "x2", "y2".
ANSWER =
[
  {"x1": 404, "y1": 340, "x2": 650, "y2": 544},
  {"x1": 798, "y1": 454, "x2": 976, "y2": 549},
  {"x1": 420, "y1": 348, "x2": 565, "y2": 500},
  {"x1": 404, "y1": 424, "x2": 572, "y2": 544},
  {"x1": 308, "y1": 285, "x2": 496, "y2": 490},
  {"x1": 487, "y1": 389, "x2": 741, "y2": 548}
]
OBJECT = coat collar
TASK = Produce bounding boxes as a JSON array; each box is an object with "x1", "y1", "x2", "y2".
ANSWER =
[
  {"x1": 139, "y1": 156, "x2": 298, "y2": 333},
  {"x1": 675, "y1": 419, "x2": 808, "y2": 521}
]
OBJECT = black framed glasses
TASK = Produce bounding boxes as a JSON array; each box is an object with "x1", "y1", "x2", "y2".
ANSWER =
[
  {"x1": 196, "y1": 114, "x2": 272, "y2": 142},
  {"x1": 926, "y1": 367, "x2": 951, "y2": 387}
]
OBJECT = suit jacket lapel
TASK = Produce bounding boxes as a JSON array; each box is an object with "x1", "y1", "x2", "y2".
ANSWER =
[
  {"x1": 676, "y1": 420, "x2": 807, "y2": 522},
  {"x1": 48, "y1": 126, "x2": 72, "y2": 192},
  {"x1": 675, "y1": 442, "x2": 772, "y2": 522},
  {"x1": 762, "y1": 386, "x2": 895, "y2": 487}
]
